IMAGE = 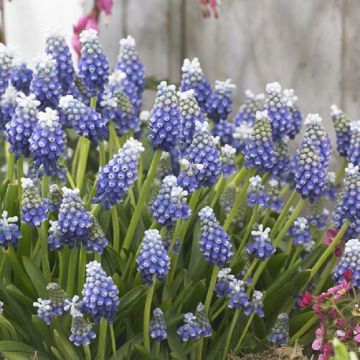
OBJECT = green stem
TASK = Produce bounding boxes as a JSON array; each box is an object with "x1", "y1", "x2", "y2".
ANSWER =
[
  {"x1": 335, "y1": 158, "x2": 347, "y2": 185},
  {"x1": 234, "y1": 313, "x2": 254, "y2": 353},
  {"x1": 211, "y1": 301, "x2": 227, "y2": 321},
  {"x1": 121, "y1": 150, "x2": 162, "y2": 256},
  {"x1": 71, "y1": 138, "x2": 82, "y2": 178},
  {"x1": 262, "y1": 209, "x2": 271, "y2": 227},
  {"x1": 76, "y1": 137, "x2": 91, "y2": 190},
  {"x1": 287, "y1": 246, "x2": 301, "y2": 269},
  {"x1": 210, "y1": 175, "x2": 226, "y2": 208},
  {"x1": 233, "y1": 166, "x2": 247, "y2": 186},
  {"x1": 90, "y1": 96, "x2": 97, "y2": 109},
  {"x1": 91, "y1": 204, "x2": 102, "y2": 216},
  {"x1": 144, "y1": 284, "x2": 155, "y2": 352},
  {"x1": 221, "y1": 309, "x2": 240, "y2": 360},
  {"x1": 204, "y1": 266, "x2": 219, "y2": 311},
  {"x1": 270, "y1": 189, "x2": 298, "y2": 237},
  {"x1": 313, "y1": 256, "x2": 337, "y2": 295},
  {"x1": 99, "y1": 141, "x2": 106, "y2": 166},
  {"x1": 243, "y1": 259, "x2": 258, "y2": 283},
  {"x1": 78, "y1": 246, "x2": 87, "y2": 294},
  {"x1": 154, "y1": 341, "x2": 160, "y2": 358},
  {"x1": 109, "y1": 122, "x2": 121, "y2": 150},
  {"x1": 97, "y1": 317, "x2": 107, "y2": 360},
  {"x1": 109, "y1": 324, "x2": 117, "y2": 360},
  {"x1": 231, "y1": 205, "x2": 259, "y2": 267},
  {"x1": 41, "y1": 174, "x2": 50, "y2": 197},
  {"x1": 16, "y1": 156, "x2": 23, "y2": 206},
  {"x1": 38, "y1": 223, "x2": 51, "y2": 283},
  {"x1": 6, "y1": 147, "x2": 14, "y2": 182},
  {"x1": 288, "y1": 315, "x2": 317, "y2": 345},
  {"x1": 86, "y1": 179, "x2": 98, "y2": 209},
  {"x1": 66, "y1": 248, "x2": 78, "y2": 296},
  {"x1": 58, "y1": 252, "x2": 64, "y2": 288},
  {"x1": 0, "y1": 255, "x2": 7, "y2": 278},
  {"x1": 83, "y1": 344, "x2": 91, "y2": 360},
  {"x1": 66, "y1": 167, "x2": 76, "y2": 189},
  {"x1": 111, "y1": 207, "x2": 120, "y2": 253},
  {"x1": 310, "y1": 220, "x2": 350, "y2": 279}
]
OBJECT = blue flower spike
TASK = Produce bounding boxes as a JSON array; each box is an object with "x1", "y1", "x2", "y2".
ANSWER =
[
  {"x1": 0, "y1": 44, "x2": 14, "y2": 97},
  {"x1": 93, "y1": 137, "x2": 144, "y2": 209},
  {"x1": 330, "y1": 104, "x2": 351, "y2": 157},
  {"x1": 0, "y1": 211, "x2": 21, "y2": 248},
  {"x1": 149, "y1": 308, "x2": 167, "y2": 342},
  {"x1": 247, "y1": 224, "x2": 275, "y2": 261},
  {"x1": 234, "y1": 89, "x2": 264, "y2": 127},
  {"x1": 247, "y1": 175, "x2": 269, "y2": 208},
  {"x1": 136, "y1": 229, "x2": 170, "y2": 286},
  {"x1": 267, "y1": 313, "x2": 289, "y2": 346}
]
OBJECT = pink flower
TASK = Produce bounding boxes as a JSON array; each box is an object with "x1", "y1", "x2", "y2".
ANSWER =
[
  {"x1": 97, "y1": 0, "x2": 113, "y2": 15},
  {"x1": 312, "y1": 327, "x2": 325, "y2": 351},
  {"x1": 198, "y1": 0, "x2": 220, "y2": 18},
  {"x1": 354, "y1": 325, "x2": 360, "y2": 343},
  {"x1": 72, "y1": 11, "x2": 99, "y2": 55},
  {"x1": 324, "y1": 228, "x2": 339, "y2": 245},
  {"x1": 298, "y1": 291, "x2": 313, "y2": 308}
]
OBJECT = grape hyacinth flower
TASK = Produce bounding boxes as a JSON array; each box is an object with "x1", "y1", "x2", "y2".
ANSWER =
[
  {"x1": 303, "y1": 114, "x2": 331, "y2": 169},
  {"x1": 180, "y1": 57, "x2": 211, "y2": 112},
  {"x1": 0, "y1": 211, "x2": 21, "y2": 248},
  {"x1": 264, "y1": 81, "x2": 291, "y2": 141},
  {"x1": 0, "y1": 85, "x2": 17, "y2": 131},
  {"x1": 78, "y1": 29, "x2": 109, "y2": 97},
  {"x1": 330, "y1": 104, "x2": 351, "y2": 157},
  {"x1": 266, "y1": 179, "x2": 283, "y2": 213},
  {"x1": 228, "y1": 278, "x2": 250, "y2": 310},
  {"x1": 308, "y1": 201, "x2": 329, "y2": 230},
  {"x1": 93, "y1": 137, "x2": 144, "y2": 209},
  {"x1": 234, "y1": 89, "x2": 264, "y2": 127},
  {"x1": 149, "y1": 308, "x2": 167, "y2": 342},
  {"x1": 148, "y1": 81, "x2": 181, "y2": 152},
  {"x1": 247, "y1": 175, "x2": 269, "y2": 208},
  {"x1": 233, "y1": 121, "x2": 253, "y2": 152},
  {"x1": 6, "y1": 93, "x2": 40, "y2": 158},
  {"x1": 177, "y1": 313, "x2": 202, "y2": 342},
  {"x1": 45, "y1": 30, "x2": 75, "y2": 94},
  {"x1": 294, "y1": 140, "x2": 327, "y2": 202},
  {"x1": 206, "y1": 79, "x2": 235, "y2": 122},
  {"x1": 86, "y1": 216, "x2": 108, "y2": 254},
  {"x1": 108, "y1": 70, "x2": 141, "y2": 114},
  {"x1": 59, "y1": 95, "x2": 107, "y2": 144},
  {"x1": 58, "y1": 187, "x2": 91, "y2": 240},
  {"x1": 198, "y1": 206, "x2": 233, "y2": 266},
  {"x1": 244, "y1": 290, "x2": 265, "y2": 317},
  {"x1": 244, "y1": 110, "x2": 275, "y2": 172},
  {"x1": 212, "y1": 120, "x2": 235, "y2": 147},
  {"x1": 288, "y1": 217, "x2": 312, "y2": 246},
  {"x1": 21, "y1": 178, "x2": 48, "y2": 227},
  {"x1": 215, "y1": 268, "x2": 235, "y2": 297},
  {"x1": 33, "y1": 298, "x2": 54, "y2": 325},
  {"x1": 116, "y1": 36, "x2": 145, "y2": 99},
  {"x1": 271, "y1": 138, "x2": 290, "y2": 176},
  {"x1": 0, "y1": 44, "x2": 14, "y2": 96},
  {"x1": 178, "y1": 89, "x2": 204, "y2": 150},
  {"x1": 151, "y1": 175, "x2": 191, "y2": 228},
  {"x1": 177, "y1": 159, "x2": 203, "y2": 194},
  {"x1": 181, "y1": 120, "x2": 222, "y2": 187},
  {"x1": 48, "y1": 184, "x2": 63, "y2": 212},
  {"x1": 220, "y1": 144, "x2": 237, "y2": 177},
  {"x1": 283, "y1": 88, "x2": 302, "y2": 140},
  {"x1": 29, "y1": 108, "x2": 66, "y2": 176},
  {"x1": 194, "y1": 303, "x2": 212, "y2": 337},
  {"x1": 30, "y1": 54, "x2": 61, "y2": 110},
  {"x1": 10, "y1": 61, "x2": 32, "y2": 94},
  {"x1": 137, "y1": 230, "x2": 170, "y2": 285},
  {"x1": 100, "y1": 89, "x2": 139, "y2": 135},
  {"x1": 247, "y1": 225, "x2": 275, "y2": 261},
  {"x1": 46, "y1": 283, "x2": 67, "y2": 316},
  {"x1": 333, "y1": 239, "x2": 360, "y2": 288},
  {"x1": 324, "y1": 171, "x2": 337, "y2": 201},
  {"x1": 69, "y1": 312, "x2": 96, "y2": 346},
  {"x1": 82, "y1": 261, "x2": 119, "y2": 323},
  {"x1": 348, "y1": 120, "x2": 360, "y2": 167},
  {"x1": 267, "y1": 313, "x2": 289, "y2": 346}
]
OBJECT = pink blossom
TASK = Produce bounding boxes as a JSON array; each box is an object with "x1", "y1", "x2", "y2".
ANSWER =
[
  {"x1": 298, "y1": 291, "x2": 313, "y2": 308},
  {"x1": 72, "y1": 12, "x2": 99, "y2": 55},
  {"x1": 198, "y1": 0, "x2": 220, "y2": 18},
  {"x1": 97, "y1": 0, "x2": 113, "y2": 15},
  {"x1": 312, "y1": 327, "x2": 325, "y2": 351},
  {"x1": 354, "y1": 325, "x2": 360, "y2": 343},
  {"x1": 324, "y1": 229, "x2": 338, "y2": 245}
]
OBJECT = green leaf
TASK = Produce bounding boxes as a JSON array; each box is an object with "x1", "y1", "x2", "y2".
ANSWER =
[
  {"x1": 5, "y1": 284, "x2": 33, "y2": 308},
  {"x1": 53, "y1": 330, "x2": 80, "y2": 360},
  {"x1": 31, "y1": 315, "x2": 52, "y2": 349},
  {"x1": 118, "y1": 285, "x2": 147, "y2": 315},
  {"x1": 332, "y1": 338, "x2": 349, "y2": 360},
  {"x1": 51, "y1": 346, "x2": 66, "y2": 360},
  {"x1": 0, "y1": 341, "x2": 49, "y2": 360},
  {"x1": 133, "y1": 344, "x2": 154, "y2": 359},
  {"x1": 22, "y1": 256, "x2": 48, "y2": 298}
]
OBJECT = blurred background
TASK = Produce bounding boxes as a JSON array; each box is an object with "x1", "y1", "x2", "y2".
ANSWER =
[{"x1": 1, "y1": 0, "x2": 359, "y2": 153}]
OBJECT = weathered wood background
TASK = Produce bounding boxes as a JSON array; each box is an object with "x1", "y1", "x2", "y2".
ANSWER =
[{"x1": 4, "y1": 0, "x2": 360, "y2": 161}]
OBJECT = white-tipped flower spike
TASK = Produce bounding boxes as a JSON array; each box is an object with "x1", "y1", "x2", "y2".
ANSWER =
[
  {"x1": 0, "y1": 210, "x2": 21, "y2": 248},
  {"x1": 247, "y1": 175, "x2": 269, "y2": 208},
  {"x1": 248, "y1": 224, "x2": 275, "y2": 261},
  {"x1": 268, "y1": 313, "x2": 289, "y2": 346},
  {"x1": 348, "y1": 120, "x2": 360, "y2": 167},
  {"x1": 220, "y1": 144, "x2": 237, "y2": 177},
  {"x1": 0, "y1": 85, "x2": 18, "y2": 130},
  {"x1": 0, "y1": 44, "x2": 14, "y2": 96}
]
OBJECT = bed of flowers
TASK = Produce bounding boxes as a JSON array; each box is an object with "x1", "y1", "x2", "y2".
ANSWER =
[{"x1": 0, "y1": 28, "x2": 358, "y2": 360}]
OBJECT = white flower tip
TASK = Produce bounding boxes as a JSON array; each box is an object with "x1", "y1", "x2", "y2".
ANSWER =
[
  {"x1": 80, "y1": 29, "x2": 99, "y2": 43},
  {"x1": 327, "y1": 171, "x2": 336, "y2": 183},
  {"x1": 59, "y1": 95, "x2": 75, "y2": 108},
  {"x1": 21, "y1": 177, "x2": 34, "y2": 188},
  {"x1": 244, "y1": 89, "x2": 255, "y2": 99},
  {"x1": 119, "y1": 35, "x2": 136, "y2": 48},
  {"x1": 304, "y1": 113, "x2": 322, "y2": 125},
  {"x1": 178, "y1": 89, "x2": 194, "y2": 100},
  {"x1": 124, "y1": 137, "x2": 145, "y2": 153},
  {"x1": 182, "y1": 57, "x2": 201, "y2": 73},
  {"x1": 109, "y1": 70, "x2": 127, "y2": 84},
  {"x1": 266, "y1": 81, "x2": 281, "y2": 94},
  {"x1": 350, "y1": 120, "x2": 360, "y2": 132},
  {"x1": 249, "y1": 175, "x2": 262, "y2": 187},
  {"x1": 282, "y1": 88, "x2": 297, "y2": 106},
  {"x1": 45, "y1": 27, "x2": 66, "y2": 39},
  {"x1": 215, "y1": 79, "x2": 236, "y2": 92},
  {"x1": 330, "y1": 104, "x2": 342, "y2": 116},
  {"x1": 38, "y1": 108, "x2": 59, "y2": 126},
  {"x1": 139, "y1": 110, "x2": 150, "y2": 122},
  {"x1": 345, "y1": 163, "x2": 359, "y2": 175},
  {"x1": 62, "y1": 187, "x2": 80, "y2": 196},
  {"x1": 16, "y1": 92, "x2": 40, "y2": 109},
  {"x1": 255, "y1": 110, "x2": 268, "y2": 120},
  {"x1": 34, "y1": 53, "x2": 55, "y2": 68},
  {"x1": 268, "y1": 179, "x2": 278, "y2": 187}
]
